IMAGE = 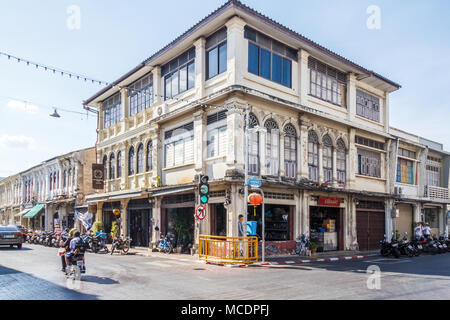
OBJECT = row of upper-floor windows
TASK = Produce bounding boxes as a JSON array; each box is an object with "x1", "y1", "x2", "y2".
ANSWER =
[{"x1": 102, "y1": 25, "x2": 384, "y2": 128}]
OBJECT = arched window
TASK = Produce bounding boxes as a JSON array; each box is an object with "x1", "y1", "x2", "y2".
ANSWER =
[
  {"x1": 63, "y1": 170, "x2": 66, "y2": 188},
  {"x1": 103, "y1": 155, "x2": 108, "y2": 178},
  {"x1": 128, "y1": 147, "x2": 135, "y2": 176},
  {"x1": 284, "y1": 124, "x2": 297, "y2": 179},
  {"x1": 109, "y1": 153, "x2": 115, "y2": 180},
  {"x1": 117, "y1": 152, "x2": 122, "y2": 178},
  {"x1": 337, "y1": 139, "x2": 346, "y2": 185},
  {"x1": 248, "y1": 113, "x2": 260, "y2": 175},
  {"x1": 49, "y1": 173, "x2": 53, "y2": 191},
  {"x1": 146, "y1": 141, "x2": 153, "y2": 172},
  {"x1": 308, "y1": 131, "x2": 319, "y2": 182},
  {"x1": 322, "y1": 135, "x2": 333, "y2": 183},
  {"x1": 137, "y1": 144, "x2": 144, "y2": 174},
  {"x1": 67, "y1": 168, "x2": 72, "y2": 187},
  {"x1": 264, "y1": 119, "x2": 280, "y2": 176}
]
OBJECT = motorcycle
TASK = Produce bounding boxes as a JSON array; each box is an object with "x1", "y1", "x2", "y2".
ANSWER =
[
  {"x1": 295, "y1": 234, "x2": 310, "y2": 256},
  {"x1": 411, "y1": 237, "x2": 423, "y2": 256},
  {"x1": 439, "y1": 235, "x2": 450, "y2": 252},
  {"x1": 398, "y1": 232, "x2": 416, "y2": 257},
  {"x1": 111, "y1": 236, "x2": 131, "y2": 255},
  {"x1": 432, "y1": 235, "x2": 445, "y2": 254},
  {"x1": 90, "y1": 231, "x2": 109, "y2": 254},
  {"x1": 64, "y1": 246, "x2": 87, "y2": 281},
  {"x1": 380, "y1": 233, "x2": 400, "y2": 258},
  {"x1": 157, "y1": 234, "x2": 174, "y2": 254}
]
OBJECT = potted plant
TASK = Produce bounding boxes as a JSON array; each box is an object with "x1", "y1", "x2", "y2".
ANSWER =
[{"x1": 309, "y1": 242, "x2": 318, "y2": 254}]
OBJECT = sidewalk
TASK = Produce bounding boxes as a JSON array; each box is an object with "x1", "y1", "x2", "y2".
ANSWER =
[{"x1": 256, "y1": 250, "x2": 380, "y2": 266}]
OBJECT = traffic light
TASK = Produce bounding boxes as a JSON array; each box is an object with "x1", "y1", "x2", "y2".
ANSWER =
[{"x1": 199, "y1": 175, "x2": 209, "y2": 204}]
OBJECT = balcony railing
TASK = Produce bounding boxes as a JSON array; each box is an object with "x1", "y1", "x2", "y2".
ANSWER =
[{"x1": 425, "y1": 185, "x2": 449, "y2": 200}]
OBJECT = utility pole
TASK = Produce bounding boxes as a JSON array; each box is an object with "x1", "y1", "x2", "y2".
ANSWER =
[{"x1": 244, "y1": 105, "x2": 250, "y2": 238}]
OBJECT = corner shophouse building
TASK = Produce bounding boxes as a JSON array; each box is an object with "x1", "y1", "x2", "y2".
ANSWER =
[
  {"x1": 0, "y1": 148, "x2": 96, "y2": 232},
  {"x1": 83, "y1": 0, "x2": 448, "y2": 255}
]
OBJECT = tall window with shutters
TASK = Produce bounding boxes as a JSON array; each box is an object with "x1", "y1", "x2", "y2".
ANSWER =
[
  {"x1": 248, "y1": 113, "x2": 260, "y2": 175},
  {"x1": 336, "y1": 139, "x2": 347, "y2": 185},
  {"x1": 308, "y1": 57, "x2": 347, "y2": 108},
  {"x1": 284, "y1": 124, "x2": 297, "y2": 179},
  {"x1": 129, "y1": 74, "x2": 153, "y2": 116},
  {"x1": 206, "y1": 28, "x2": 227, "y2": 80},
  {"x1": 109, "y1": 153, "x2": 115, "y2": 180},
  {"x1": 265, "y1": 119, "x2": 280, "y2": 176},
  {"x1": 128, "y1": 147, "x2": 135, "y2": 176},
  {"x1": 103, "y1": 93, "x2": 122, "y2": 128},
  {"x1": 322, "y1": 135, "x2": 333, "y2": 183},
  {"x1": 357, "y1": 149, "x2": 381, "y2": 178},
  {"x1": 164, "y1": 123, "x2": 194, "y2": 168},
  {"x1": 308, "y1": 131, "x2": 319, "y2": 182},
  {"x1": 207, "y1": 111, "x2": 227, "y2": 158},
  {"x1": 136, "y1": 144, "x2": 144, "y2": 174},
  {"x1": 117, "y1": 151, "x2": 122, "y2": 178}
]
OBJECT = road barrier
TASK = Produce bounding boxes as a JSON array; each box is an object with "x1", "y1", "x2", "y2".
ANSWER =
[{"x1": 198, "y1": 235, "x2": 258, "y2": 264}]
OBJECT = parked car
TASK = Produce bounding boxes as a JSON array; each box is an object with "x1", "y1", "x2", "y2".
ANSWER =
[{"x1": 0, "y1": 225, "x2": 23, "y2": 249}]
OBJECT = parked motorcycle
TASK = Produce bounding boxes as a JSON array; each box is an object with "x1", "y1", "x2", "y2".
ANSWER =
[
  {"x1": 380, "y1": 233, "x2": 400, "y2": 258},
  {"x1": 90, "y1": 231, "x2": 109, "y2": 254},
  {"x1": 439, "y1": 235, "x2": 450, "y2": 252},
  {"x1": 398, "y1": 232, "x2": 416, "y2": 257},
  {"x1": 295, "y1": 234, "x2": 310, "y2": 256},
  {"x1": 432, "y1": 235, "x2": 445, "y2": 254},
  {"x1": 110, "y1": 236, "x2": 131, "y2": 255},
  {"x1": 157, "y1": 234, "x2": 174, "y2": 254}
]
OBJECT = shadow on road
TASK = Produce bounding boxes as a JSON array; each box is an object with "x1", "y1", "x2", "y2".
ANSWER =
[
  {"x1": 251, "y1": 254, "x2": 450, "y2": 278},
  {"x1": 82, "y1": 275, "x2": 119, "y2": 285},
  {"x1": 0, "y1": 246, "x2": 32, "y2": 251},
  {"x1": 0, "y1": 264, "x2": 99, "y2": 300}
]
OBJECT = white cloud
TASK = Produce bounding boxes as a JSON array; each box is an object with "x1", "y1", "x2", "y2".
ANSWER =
[
  {"x1": 0, "y1": 135, "x2": 36, "y2": 150},
  {"x1": 6, "y1": 100, "x2": 39, "y2": 114}
]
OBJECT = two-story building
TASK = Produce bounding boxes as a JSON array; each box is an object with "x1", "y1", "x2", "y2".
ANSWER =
[
  {"x1": 83, "y1": 0, "x2": 410, "y2": 254},
  {"x1": 0, "y1": 147, "x2": 96, "y2": 231}
]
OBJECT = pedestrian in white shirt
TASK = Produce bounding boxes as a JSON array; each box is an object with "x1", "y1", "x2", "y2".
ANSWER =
[
  {"x1": 423, "y1": 223, "x2": 432, "y2": 239},
  {"x1": 414, "y1": 223, "x2": 423, "y2": 240}
]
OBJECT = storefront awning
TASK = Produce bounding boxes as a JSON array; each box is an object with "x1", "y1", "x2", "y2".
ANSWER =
[
  {"x1": 23, "y1": 204, "x2": 45, "y2": 219},
  {"x1": 15, "y1": 209, "x2": 31, "y2": 217},
  {"x1": 109, "y1": 191, "x2": 142, "y2": 200},
  {"x1": 152, "y1": 186, "x2": 195, "y2": 197}
]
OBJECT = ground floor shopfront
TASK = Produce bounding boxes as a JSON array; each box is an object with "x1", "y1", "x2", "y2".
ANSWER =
[{"x1": 88, "y1": 183, "x2": 415, "y2": 256}]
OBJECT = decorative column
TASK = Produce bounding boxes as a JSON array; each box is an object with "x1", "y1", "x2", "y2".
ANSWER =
[
  {"x1": 120, "y1": 199, "x2": 130, "y2": 237},
  {"x1": 225, "y1": 16, "x2": 246, "y2": 86},
  {"x1": 298, "y1": 49, "x2": 309, "y2": 106},
  {"x1": 347, "y1": 73, "x2": 357, "y2": 122},
  {"x1": 96, "y1": 202, "x2": 103, "y2": 223},
  {"x1": 193, "y1": 110, "x2": 206, "y2": 176},
  {"x1": 318, "y1": 142, "x2": 324, "y2": 184},
  {"x1": 225, "y1": 99, "x2": 246, "y2": 172},
  {"x1": 298, "y1": 119, "x2": 309, "y2": 179},
  {"x1": 332, "y1": 148, "x2": 338, "y2": 187},
  {"x1": 121, "y1": 88, "x2": 129, "y2": 132},
  {"x1": 152, "y1": 66, "x2": 162, "y2": 106},
  {"x1": 348, "y1": 128, "x2": 357, "y2": 189},
  {"x1": 280, "y1": 132, "x2": 286, "y2": 178},
  {"x1": 194, "y1": 37, "x2": 206, "y2": 99}
]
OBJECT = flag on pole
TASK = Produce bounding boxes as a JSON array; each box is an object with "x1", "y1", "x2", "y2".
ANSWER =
[{"x1": 74, "y1": 207, "x2": 94, "y2": 231}]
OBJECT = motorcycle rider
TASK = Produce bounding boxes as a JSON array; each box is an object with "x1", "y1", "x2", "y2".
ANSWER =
[
  {"x1": 423, "y1": 223, "x2": 432, "y2": 240},
  {"x1": 65, "y1": 231, "x2": 86, "y2": 273},
  {"x1": 59, "y1": 228, "x2": 73, "y2": 272},
  {"x1": 414, "y1": 222, "x2": 423, "y2": 240}
]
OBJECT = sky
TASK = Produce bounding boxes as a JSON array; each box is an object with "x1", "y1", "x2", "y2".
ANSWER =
[{"x1": 0, "y1": 0, "x2": 449, "y2": 177}]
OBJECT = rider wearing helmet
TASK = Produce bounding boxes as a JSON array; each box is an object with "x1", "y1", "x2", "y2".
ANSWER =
[{"x1": 59, "y1": 228, "x2": 74, "y2": 272}]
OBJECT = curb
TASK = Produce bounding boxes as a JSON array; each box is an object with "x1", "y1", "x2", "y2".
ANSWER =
[{"x1": 256, "y1": 254, "x2": 372, "y2": 266}]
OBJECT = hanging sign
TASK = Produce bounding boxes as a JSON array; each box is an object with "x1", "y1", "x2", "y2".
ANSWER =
[
  {"x1": 113, "y1": 209, "x2": 121, "y2": 216},
  {"x1": 92, "y1": 164, "x2": 104, "y2": 189},
  {"x1": 318, "y1": 196, "x2": 341, "y2": 207},
  {"x1": 196, "y1": 205, "x2": 207, "y2": 221}
]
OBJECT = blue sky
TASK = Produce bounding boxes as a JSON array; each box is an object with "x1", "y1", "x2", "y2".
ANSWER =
[{"x1": 0, "y1": 0, "x2": 449, "y2": 177}]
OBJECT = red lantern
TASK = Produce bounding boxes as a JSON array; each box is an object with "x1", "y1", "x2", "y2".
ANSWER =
[{"x1": 248, "y1": 193, "x2": 263, "y2": 206}]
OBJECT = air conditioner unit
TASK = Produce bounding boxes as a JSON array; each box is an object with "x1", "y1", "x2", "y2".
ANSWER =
[
  {"x1": 157, "y1": 103, "x2": 168, "y2": 117},
  {"x1": 394, "y1": 187, "x2": 403, "y2": 195}
]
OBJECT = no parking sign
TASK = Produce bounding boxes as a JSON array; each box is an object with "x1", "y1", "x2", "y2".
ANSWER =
[{"x1": 196, "y1": 205, "x2": 207, "y2": 221}]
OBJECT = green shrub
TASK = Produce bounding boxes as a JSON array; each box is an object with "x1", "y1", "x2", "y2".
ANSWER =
[
  {"x1": 92, "y1": 221, "x2": 103, "y2": 233},
  {"x1": 111, "y1": 221, "x2": 120, "y2": 238}
]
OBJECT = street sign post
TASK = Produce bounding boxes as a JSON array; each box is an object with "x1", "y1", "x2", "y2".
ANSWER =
[
  {"x1": 196, "y1": 205, "x2": 207, "y2": 221},
  {"x1": 248, "y1": 177, "x2": 262, "y2": 188}
]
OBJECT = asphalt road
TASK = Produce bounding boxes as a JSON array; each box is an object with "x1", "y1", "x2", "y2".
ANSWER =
[{"x1": 0, "y1": 244, "x2": 449, "y2": 300}]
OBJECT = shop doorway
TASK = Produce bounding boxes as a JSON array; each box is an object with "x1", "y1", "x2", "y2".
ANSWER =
[
  {"x1": 127, "y1": 199, "x2": 153, "y2": 247},
  {"x1": 102, "y1": 202, "x2": 121, "y2": 234},
  {"x1": 210, "y1": 204, "x2": 226, "y2": 236},
  {"x1": 247, "y1": 204, "x2": 293, "y2": 241},
  {"x1": 163, "y1": 207, "x2": 195, "y2": 251},
  {"x1": 309, "y1": 206, "x2": 343, "y2": 252},
  {"x1": 356, "y1": 201, "x2": 385, "y2": 251}
]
